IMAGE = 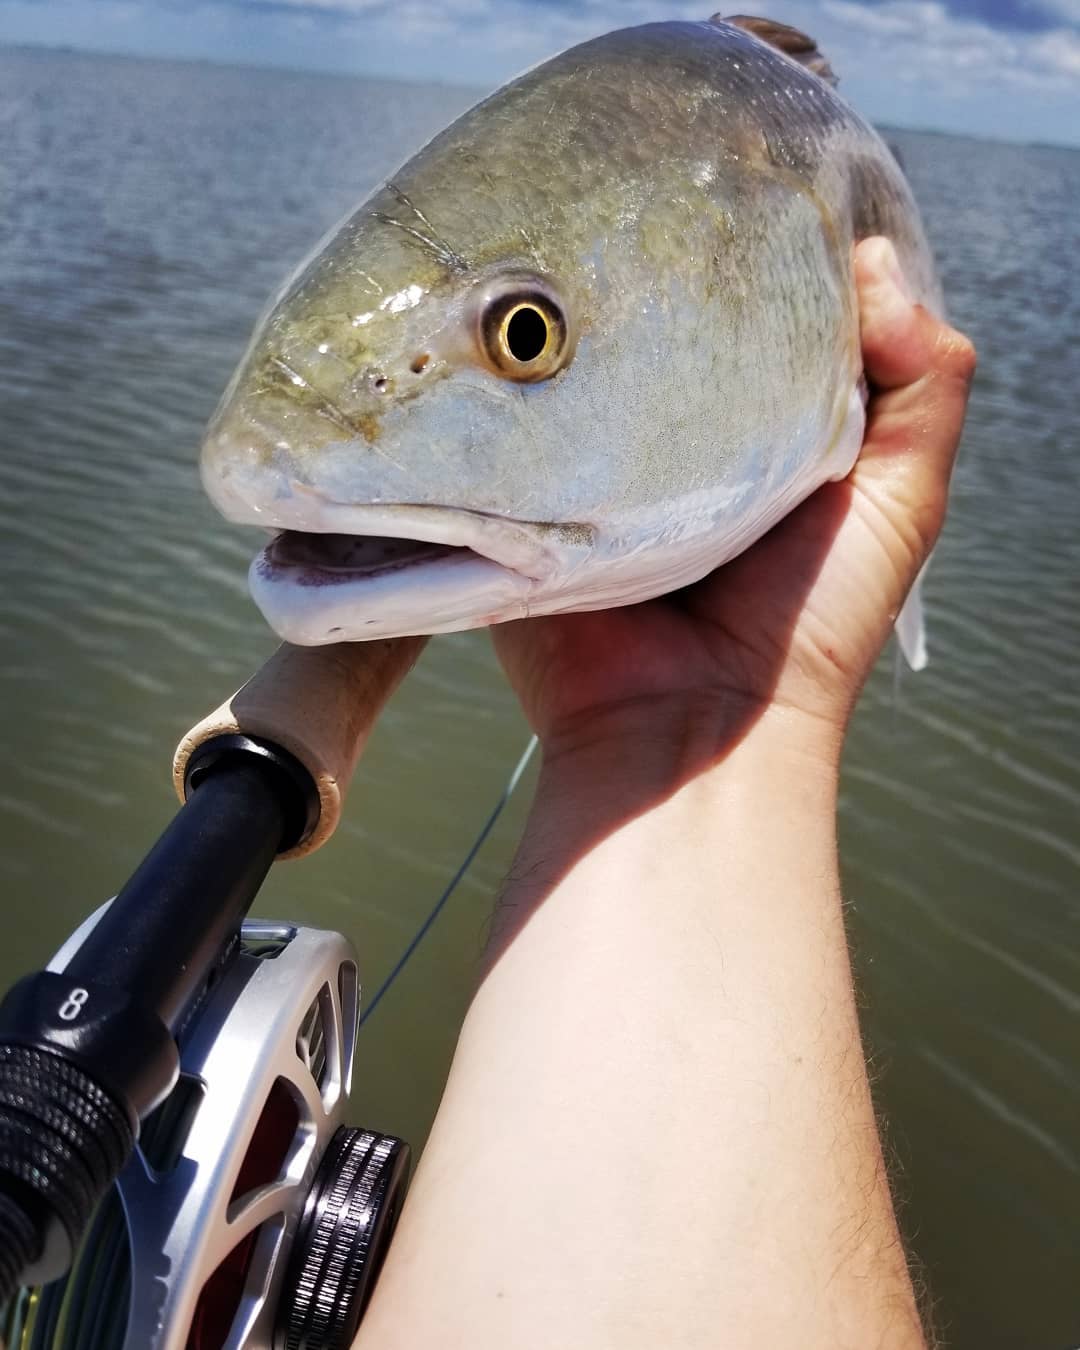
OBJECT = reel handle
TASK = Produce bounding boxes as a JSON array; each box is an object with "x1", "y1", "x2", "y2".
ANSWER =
[{"x1": 173, "y1": 638, "x2": 426, "y2": 858}]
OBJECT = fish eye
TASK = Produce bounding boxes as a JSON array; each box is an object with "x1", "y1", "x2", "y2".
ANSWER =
[{"x1": 479, "y1": 285, "x2": 569, "y2": 382}]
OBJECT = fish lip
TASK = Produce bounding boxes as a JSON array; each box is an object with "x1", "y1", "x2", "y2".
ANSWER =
[
  {"x1": 216, "y1": 480, "x2": 578, "y2": 584},
  {"x1": 248, "y1": 544, "x2": 532, "y2": 645}
]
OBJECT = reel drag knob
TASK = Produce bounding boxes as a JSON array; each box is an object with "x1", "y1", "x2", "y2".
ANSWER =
[{"x1": 278, "y1": 1126, "x2": 410, "y2": 1350}]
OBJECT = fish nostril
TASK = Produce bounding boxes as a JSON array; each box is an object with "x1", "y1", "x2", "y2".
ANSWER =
[
  {"x1": 410, "y1": 353, "x2": 431, "y2": 375},
  {"x1": 372, "y1": 375, "x2": 390, "y2": 393}
]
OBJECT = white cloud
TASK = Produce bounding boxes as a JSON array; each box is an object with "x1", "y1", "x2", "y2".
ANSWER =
[
  {"x1": 252, "y1": 0, "x2": 1080, "y2": 94},
  {"x1": 823, "y1": 0, "x2": 936, "y2": 35},
  {"x1": 1029, "y1": 25, "x2": 1080, "y2": 74},
  {"x1": 820, "y1": 0, "x2": 1080, "y2": 91}
]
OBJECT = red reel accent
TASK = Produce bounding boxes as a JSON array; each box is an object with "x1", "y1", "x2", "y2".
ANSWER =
[{"x1": 187, "y1": 1078, "x2": 299, "y2": 1350}]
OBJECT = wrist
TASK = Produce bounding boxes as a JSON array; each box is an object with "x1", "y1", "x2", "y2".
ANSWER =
[
  {"x1": 487, "y1": 693, "x2": 842, "y2": 963},
  {"x1": 538, "y1": 691, "x2": 844, "y2": 795}
]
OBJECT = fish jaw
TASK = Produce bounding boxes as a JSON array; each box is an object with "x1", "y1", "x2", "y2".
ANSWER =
[
  {"x1": 225, "y1": 492, "x2": 586, "y2": 644},
  {"x1": 250, "y1": 533, "x2": 534, "y2": 644},
  {"x1": 217, "y1": 475, "x2": 727, "y2": 646}
]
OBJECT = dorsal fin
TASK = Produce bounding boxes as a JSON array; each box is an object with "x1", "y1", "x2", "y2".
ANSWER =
[{"x1": 710, "y1": 14, "x2": 839, "y2": 85}]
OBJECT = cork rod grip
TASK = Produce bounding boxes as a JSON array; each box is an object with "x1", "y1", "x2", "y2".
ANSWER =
[{"x1": 173, "y1": 638, "x2": 426, "y2": 859}]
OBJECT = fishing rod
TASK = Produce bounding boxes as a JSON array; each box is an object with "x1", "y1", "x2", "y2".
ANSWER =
[{"x1": 0, "y1": 638, "x2": 426, "y2": 1349}]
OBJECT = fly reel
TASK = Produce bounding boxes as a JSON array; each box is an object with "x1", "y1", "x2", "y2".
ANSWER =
[
  {"x1": 2, "y1": 914, "x2": 409, "y2": 1350},
  {"x1": 0, "y1": 644, "x2": 424, "y2": 1336}
]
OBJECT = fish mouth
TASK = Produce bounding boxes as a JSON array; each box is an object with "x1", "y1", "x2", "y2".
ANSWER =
[
  {"x1": 261, "y1": 531, "x2": 470, "y2": 584},
  {"x1": 241, "y1": 498, "x2": 581, "y2": 645}
]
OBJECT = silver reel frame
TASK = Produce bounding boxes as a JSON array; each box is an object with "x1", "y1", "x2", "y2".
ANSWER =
[{"x1": 44, "y1": 912, "x2": 361, "y2": 1350}]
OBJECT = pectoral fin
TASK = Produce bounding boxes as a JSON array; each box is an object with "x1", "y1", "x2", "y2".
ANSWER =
[{"x1": 895, "y1": 564, "x2": 929, "y2": 671}]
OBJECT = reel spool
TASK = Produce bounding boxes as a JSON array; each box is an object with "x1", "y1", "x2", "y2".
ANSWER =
[{"x1": 2, "y1": 914, "x2": 409, "y2": 1350}]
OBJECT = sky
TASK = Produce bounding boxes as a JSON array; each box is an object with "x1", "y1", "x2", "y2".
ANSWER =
[{"x1": 1, "y1": 0, "x2": 1078, "y2": 145}]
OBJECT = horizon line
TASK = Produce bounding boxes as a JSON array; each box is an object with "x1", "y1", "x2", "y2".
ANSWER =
[{"x1": 2, "y1": 35, "x2": 1078, "y2": 154}]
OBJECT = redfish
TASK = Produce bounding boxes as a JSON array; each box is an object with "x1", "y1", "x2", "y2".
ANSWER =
[{"x1": 202, "y1": 15, "x2": 940, "y2": 663}]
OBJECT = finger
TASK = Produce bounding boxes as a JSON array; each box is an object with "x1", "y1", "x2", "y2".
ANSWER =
[
  {"x1": 852, "y1": 238, "x2": 976, "y2": 558},
  {"x1": 855, "y1": 237, "x2": 976, "y2": 394}
]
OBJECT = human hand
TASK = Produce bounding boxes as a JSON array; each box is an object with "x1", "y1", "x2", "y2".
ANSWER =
[{"x1": 492, "y1": 238, "x2": 976, "y2": 761}]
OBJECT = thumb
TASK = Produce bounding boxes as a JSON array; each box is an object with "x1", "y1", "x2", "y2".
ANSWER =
[{"x1": 852, "y1": 237, "x2": 976, "y2": 564}]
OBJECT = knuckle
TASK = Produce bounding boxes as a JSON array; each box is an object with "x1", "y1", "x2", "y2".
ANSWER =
[{"x1": 937, "y1": 328, "x2": 977, "y2": 382}]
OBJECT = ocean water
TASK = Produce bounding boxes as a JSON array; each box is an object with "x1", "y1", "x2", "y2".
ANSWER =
[{"x1": 0, "y1": 46, "x2": 1076, "y2": 1348}]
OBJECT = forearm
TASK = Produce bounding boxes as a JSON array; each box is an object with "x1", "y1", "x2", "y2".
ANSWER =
[{"x1": 358, "y1": 709, "x2": 925, "y2": 1349}]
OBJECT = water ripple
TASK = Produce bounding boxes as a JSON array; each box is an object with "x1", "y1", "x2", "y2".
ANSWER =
[{"x1": 0, "y1": 51, "x2": 1077, "y2": 1348}]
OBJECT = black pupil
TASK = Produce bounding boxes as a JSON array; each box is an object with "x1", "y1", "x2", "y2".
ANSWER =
[{"x1": 505, "y1": 306, "x2": 549, "y2": 362}]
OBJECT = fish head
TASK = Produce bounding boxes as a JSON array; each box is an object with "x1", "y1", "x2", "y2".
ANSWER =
[
  {"x1": 203, "y1": 164, "x2": 671, "y2": 643},
  {"x1": 203, "y1": 24, "x2": 866, "y2": 644}
]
